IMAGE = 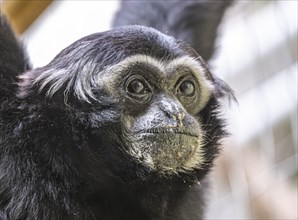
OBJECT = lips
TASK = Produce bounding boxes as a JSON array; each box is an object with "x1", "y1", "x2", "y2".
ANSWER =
[{"x1": 138, "y1": 127, "x2": 199, "y2": 138}]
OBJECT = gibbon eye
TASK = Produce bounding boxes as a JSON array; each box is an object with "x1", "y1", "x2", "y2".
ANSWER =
[
  {"x1": 127, "y1": 79, "x2": 148, "y2": 95},
  {"x1": 179, "y1": 80, "x2": 195, "y2": 96}
]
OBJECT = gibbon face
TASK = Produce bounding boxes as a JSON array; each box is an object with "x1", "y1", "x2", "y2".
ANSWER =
[{"x1": 17, "y1": 25, "x2": 231, "y2": 182}]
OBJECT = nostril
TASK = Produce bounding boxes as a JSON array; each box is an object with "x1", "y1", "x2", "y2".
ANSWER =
[
  {"x1": 170, "y1": 111, "x2": 185, "y2": 128},
  {"x1": 176, "y1": 111, "x2": 185, "y2": 128}
]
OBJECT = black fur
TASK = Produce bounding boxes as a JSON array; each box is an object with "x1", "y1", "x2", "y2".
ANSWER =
[
  {"x1": 0, "y1": 14, "x2": 30, "y2": 99},
  {"x1": 0, "y1": 2, "x2": 232, "y2": 220}
]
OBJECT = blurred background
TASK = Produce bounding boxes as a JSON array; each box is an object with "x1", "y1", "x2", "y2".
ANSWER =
[{"x1": 1, "y1": 0, "x2": 297, "y2": 219}]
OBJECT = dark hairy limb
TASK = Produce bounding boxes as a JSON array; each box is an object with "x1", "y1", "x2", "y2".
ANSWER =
[
  {"x1": 113, "y1": 0, "x2": 233, "y2": 61},
  {"x1": 0, "y1": 13, "x2": 30, "y2": 99}
]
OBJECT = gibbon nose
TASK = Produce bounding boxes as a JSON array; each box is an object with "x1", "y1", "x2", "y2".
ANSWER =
[{"x1": 159, "y1": 98, "x2": 185, "y2": 127}]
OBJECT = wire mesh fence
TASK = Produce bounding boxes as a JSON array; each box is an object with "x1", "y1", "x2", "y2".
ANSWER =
[{"x1": 206, "y1": 1, "x2": 297, "y2": 219}]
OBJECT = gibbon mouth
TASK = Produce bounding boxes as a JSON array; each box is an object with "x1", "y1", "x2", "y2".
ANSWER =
[
  {"x1": 138, "y1": 128, "x2": 199, "y2": 138},
  {"x1": 130, "y1": 128, "x2": 202, "y2": 171}
]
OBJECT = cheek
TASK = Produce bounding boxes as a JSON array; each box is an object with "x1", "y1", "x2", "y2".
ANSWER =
[{"x1": 121, "y1": 110, "x2": 162, "y2": 134}]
